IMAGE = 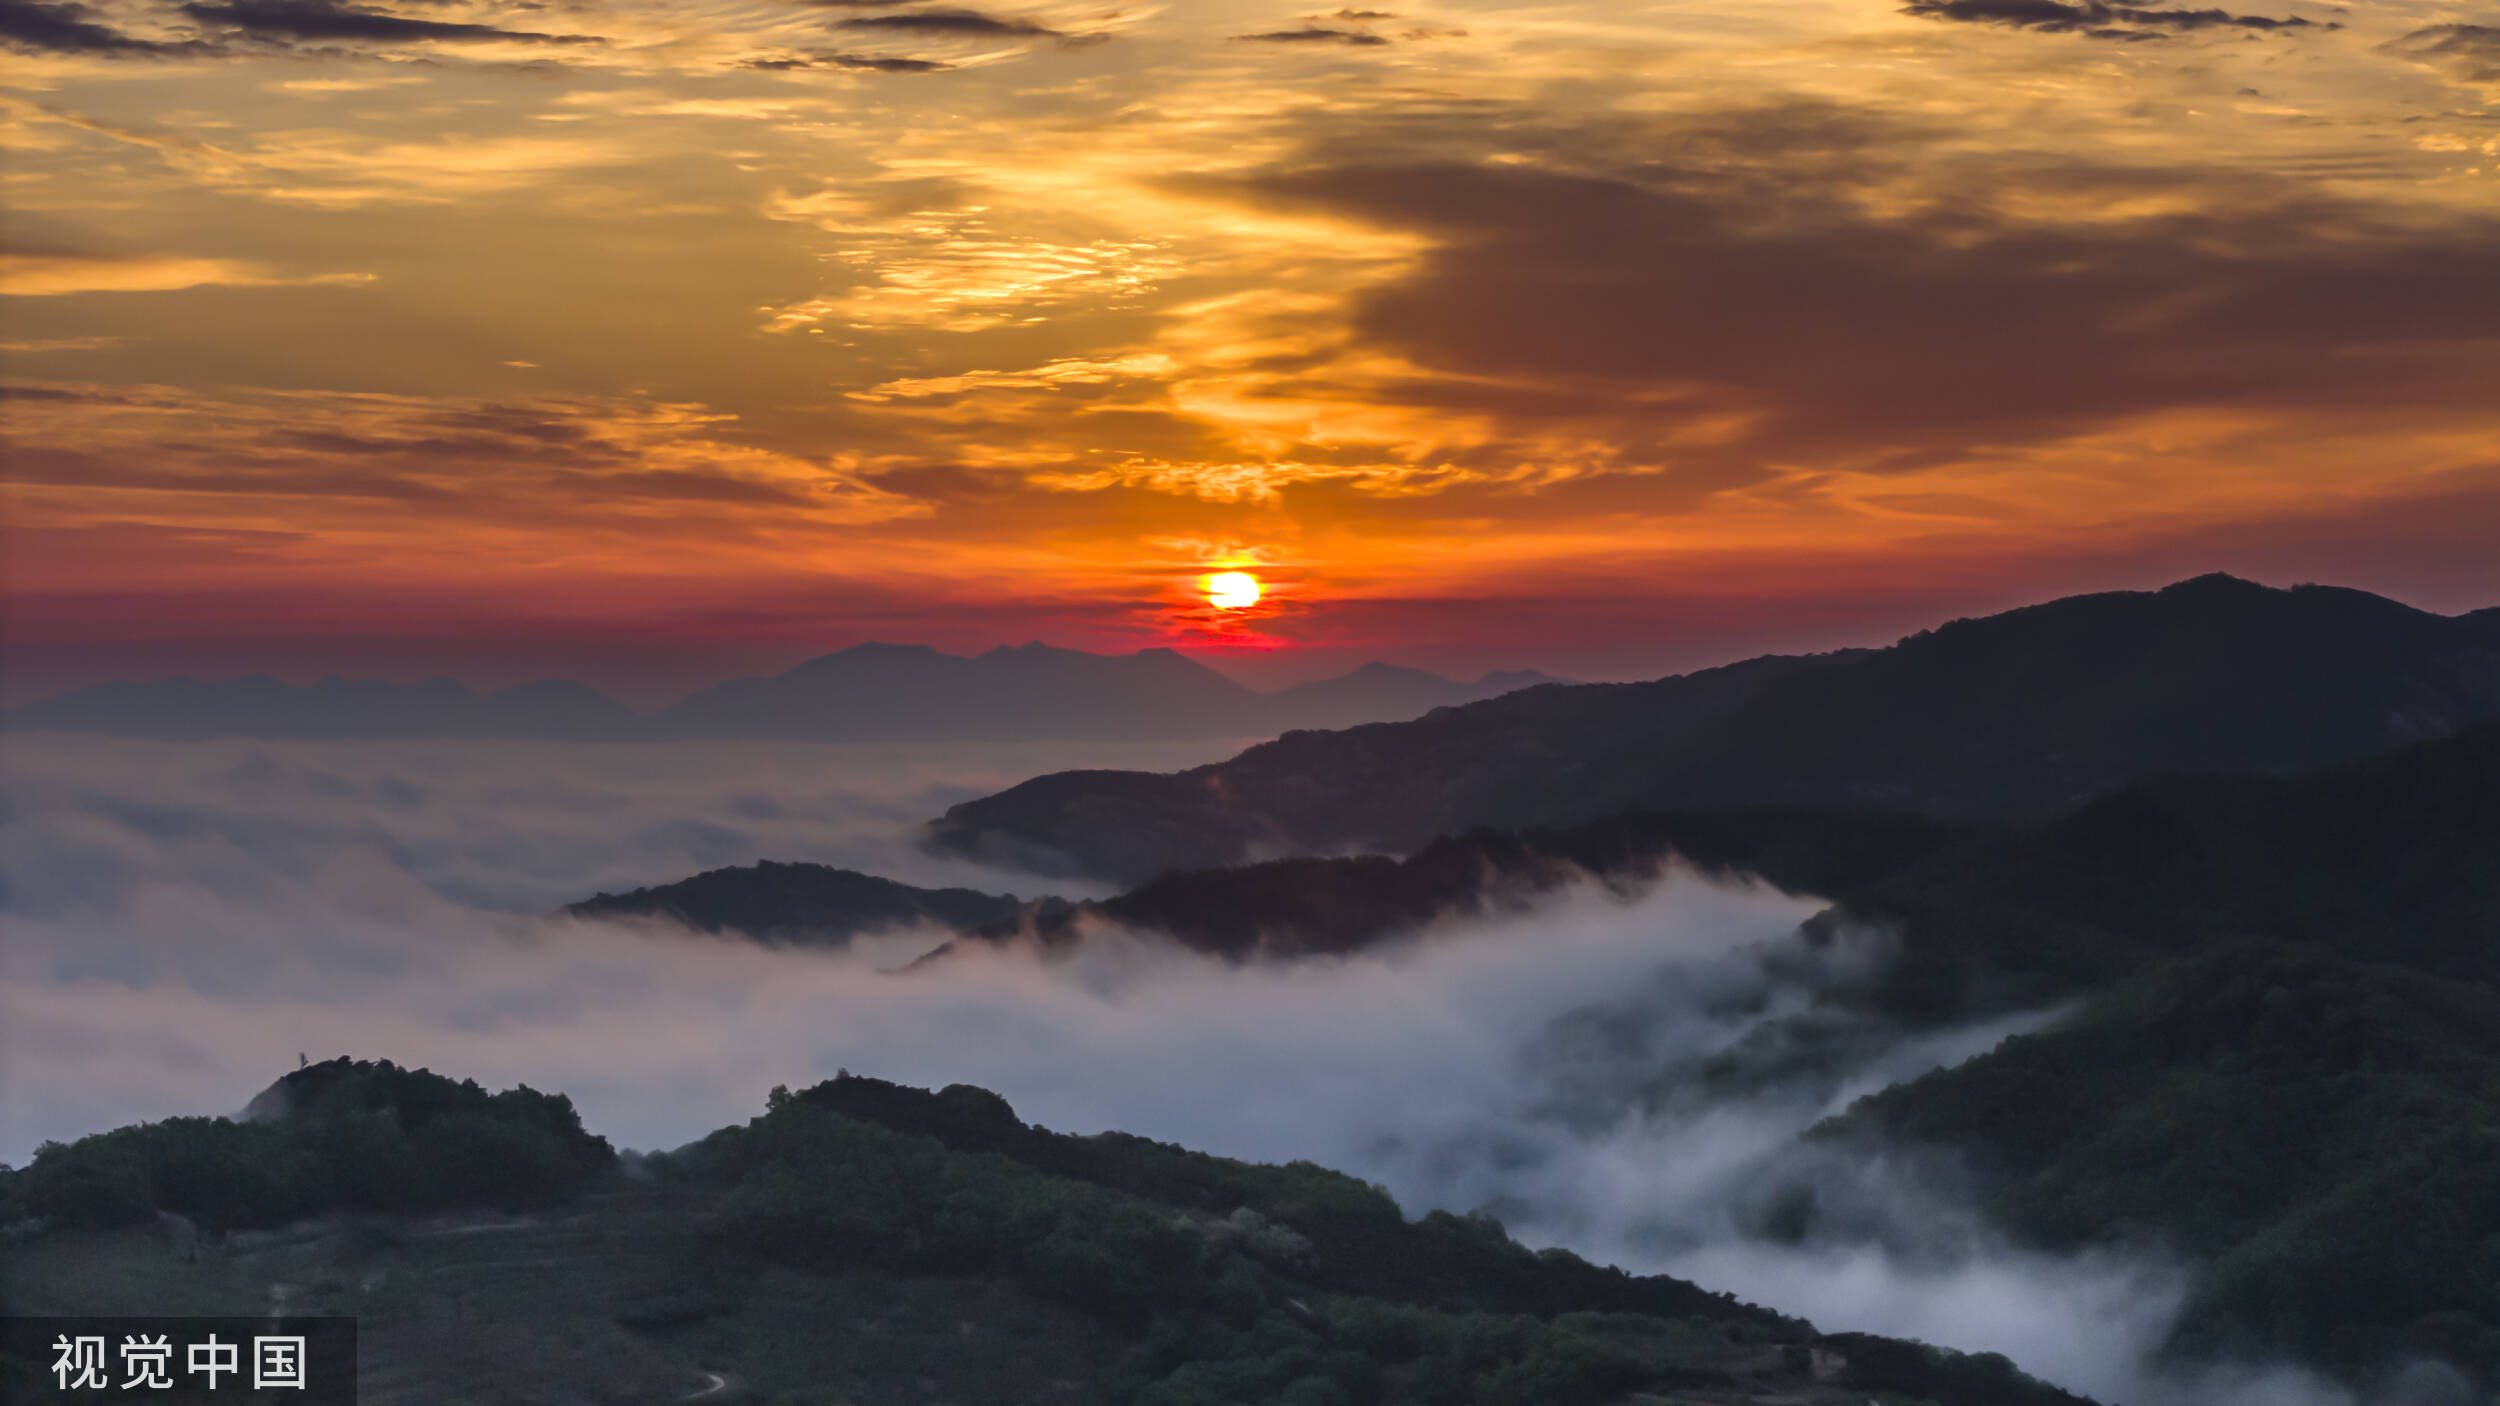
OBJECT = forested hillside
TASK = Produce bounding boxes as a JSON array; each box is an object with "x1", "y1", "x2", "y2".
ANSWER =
[
  {"x1": 1821, "y1": 943, "x2": 2500, "y2": 1377},
  {"x1": 1, "y1": 1064, "x2": 2088, "y2": 1406}
]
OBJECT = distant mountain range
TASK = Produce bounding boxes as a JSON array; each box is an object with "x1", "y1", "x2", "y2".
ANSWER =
[
  {"x1": 3, "y1": 644, "x2": 1563, "y2": 742},
  {"x1": 928, "y1": 574, "x2": 2500, "y2": 882}
]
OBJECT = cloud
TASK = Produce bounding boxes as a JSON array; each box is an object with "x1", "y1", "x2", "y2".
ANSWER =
[
  {"x1": 745, "y1": 49, "x2": 949, "y2": 72},
  {"x1": 0, "y1": 381, "x2": 929, "y2": 543},
  {"x1": 0, "y1": 109, "x2": 640, "y2": 206},
  {"x1": 759, "y1": 202, "x2": 1180, "y2": 334},
  {"x1": 0, "y1": 0, "x2": 205, "y2": 54},
  {"x1": 734, "y1": 94, "x2": 2494, "y2": 563},
  {"x1": 1189, "y1": 149, "x2": 2500, "y2": 464},
  {"x1": 0, "y1": 733, "x2": 2359, "y2": 1404},
  {"x1": 837, "y1": 8, "x2": 1056, "y2": 38},
  {"x1": 0, "y1": 735, "x2": 1232, "y2": 923},
  {"x1": 1235, "y1": 26, "x2": 1389, "y2": 46},
  {"x1": 262, "y1": 73, "x2": 428, "y2": 93},
  {"x1": 0, "y1": 251, "x2": 371, "y2": 296},
  {"x1": 3, "y1": 0, "x2": 604, "y2": 58},
  {"x1": 1902, "y1": 0, "x2": 2324, "y2": 40},
  {"x1": 2387, "y1": 24, "x2": 2500, "y2": 84},
  {"x1": 848, "y1": 352, "x2": 1181, "y2": 400},
  {"x1": 178, "y1": 0, "x2": 598, "y2": 45},
  {"x1": 0, "y1": 335, "x2": 125, "y2": 351}
]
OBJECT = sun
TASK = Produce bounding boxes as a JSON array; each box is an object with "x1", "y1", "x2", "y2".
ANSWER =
[{"x1": 1205, "y1": 571, "x2": 1262, "y2": 610}]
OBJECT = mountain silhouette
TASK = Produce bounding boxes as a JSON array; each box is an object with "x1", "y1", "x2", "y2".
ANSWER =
[
  {"x1": 7, "y1": 644, "x2": 1560, "y2": 742},
  {"x1": 875, "y1": 719, "x2": 2482, "y2": 986},
  {"x1": 1260, "y1": 661, "x2": 1564, "y2": 732},
  {"x1": 927, "y1": 574, "x2": 2500, "y2": 882},
  {"x1": 592, "y1": 720, "x2": 2498, "y2": 997},
  {"x1": 561, "y1": 859, "x2": 1023, "y2": 944}
]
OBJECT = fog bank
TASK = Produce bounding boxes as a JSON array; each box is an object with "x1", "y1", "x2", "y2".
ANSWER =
[{"x1": 2, "y1": 737, "x2": 2363, "y2": 1405}]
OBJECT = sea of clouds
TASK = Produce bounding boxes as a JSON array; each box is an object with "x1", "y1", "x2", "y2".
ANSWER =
[{"x1": 0, "y1": 733, "x2": 2382, "y2": 1405}]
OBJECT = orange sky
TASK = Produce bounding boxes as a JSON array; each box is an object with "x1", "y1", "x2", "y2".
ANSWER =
[{"x1": 3, "y1": 0, "x2": 2497, "y2": 699}]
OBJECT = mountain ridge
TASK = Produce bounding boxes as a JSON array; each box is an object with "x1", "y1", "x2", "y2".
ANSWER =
[
  {"x1": 928, "y1": 574, "x2": 2500, "y2": 883},
  {"x1": 560, "y1": 719, "x2": 2500, "y2": 1006}
]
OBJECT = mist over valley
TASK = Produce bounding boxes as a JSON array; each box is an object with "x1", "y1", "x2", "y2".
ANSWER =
[{"x1": 11, "y1": 580, "x2": 2500, "y2": 1404}]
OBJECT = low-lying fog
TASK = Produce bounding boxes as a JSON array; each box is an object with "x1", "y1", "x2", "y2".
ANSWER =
[{"x1": 2, "y1": 735, "x2": 2357, "y2": 1405}]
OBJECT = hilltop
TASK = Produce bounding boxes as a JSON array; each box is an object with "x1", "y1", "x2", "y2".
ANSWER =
[{"x1": 563, "y1": 860, "x2": 1024, "y2": 945}]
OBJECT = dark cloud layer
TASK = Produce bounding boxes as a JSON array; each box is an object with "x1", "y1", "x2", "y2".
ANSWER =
[
  {"x1": 2388, "y1": 23, "x2": 2500, "y2": 82},
  {"x1": 0, "y1": 382, "x2": 131, "y2": 403},
  {"x1": 0, "y1": 0, "x2": 200, "y2": 53},
  {"x1": 0, "y1": 389, "x2": 851, "y2": 523},
  {"x1": 178, "y1": 0, "x2": 595, "y2": 44},
  {"x1": 1904, "y1": 0, "x2": 2324, "y2": 40},
  {"x1": 747, "y1": 48, "x2": 949, "y2": 71},
  {"x1": 1212, "y1": 155, "x2": 2500, "y2": 459},
  {"x1": 1236, "y1": 25, "x2": 1388, "y2": 45},
  {"x1": 837, "y1": 7, "x2": 1055, "y2": 37}
]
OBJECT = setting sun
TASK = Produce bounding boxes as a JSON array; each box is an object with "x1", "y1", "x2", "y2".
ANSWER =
[{"x1": 1206, "y1": 572, "x2": 1262, "y2": 610}]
